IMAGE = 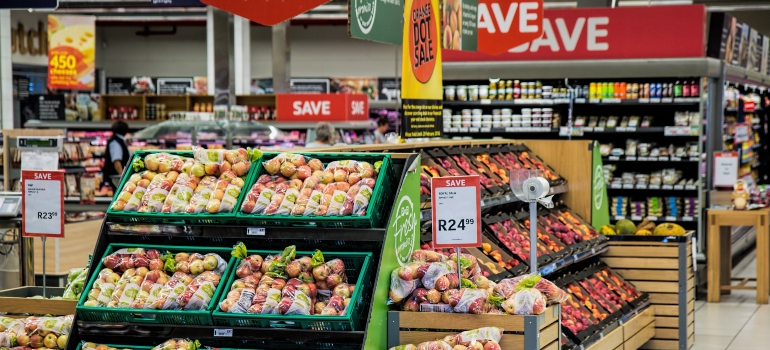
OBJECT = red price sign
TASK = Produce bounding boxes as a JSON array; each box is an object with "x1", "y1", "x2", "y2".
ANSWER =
[
  {"x1": 22, "y1": 170, "x2": 65, "y2": 238},
  {"x1": 431, "y1": 176, "x2": 481, "y2": 248}
]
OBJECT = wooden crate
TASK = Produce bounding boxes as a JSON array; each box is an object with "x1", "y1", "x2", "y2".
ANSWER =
[
  {"x1": 387, "y1": 305, "x2": 560, "y2": 350},
  {"x1": 585, "y1": 306, "x2": 655, "y2": 350},
  {"x1": 603, "y1": 234, "x2": 694, "y2": 350},
  {"x1": 0, "y1": 286, "x2": 76, "y2": 316}
]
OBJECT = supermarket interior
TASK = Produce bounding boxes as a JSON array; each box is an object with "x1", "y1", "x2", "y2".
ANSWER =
[{"x1": 4, "y1": 0, "x2": 770, "y2": 349}]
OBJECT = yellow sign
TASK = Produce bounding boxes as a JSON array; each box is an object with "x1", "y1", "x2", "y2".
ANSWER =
[
  {"x1": 401, "y1": 0, "x2": 444, "y2": 138},
  {"x1": 47, "y1": 15, "x2": 96, "y2": 91}
]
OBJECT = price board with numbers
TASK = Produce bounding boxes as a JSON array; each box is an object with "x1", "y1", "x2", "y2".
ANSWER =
[
  {"x1": 431, "y1": 176, "x2": 481, "y2": 248},
  {"x1": 22, "y1": 170, "x2": 65, "y2": 238}
]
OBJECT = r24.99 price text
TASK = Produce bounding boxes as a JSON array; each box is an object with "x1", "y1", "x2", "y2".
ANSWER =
[
  {"x1": 37, "y1": 212, "x2": 58, "y2": 219},
  {"x1": 437, "y1": 218, "x2": 474, "y2": 231}
]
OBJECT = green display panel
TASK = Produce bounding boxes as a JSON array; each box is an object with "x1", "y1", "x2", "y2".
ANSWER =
[
  {"x1": 591, "y1": 141, "x2": 610, "y2": 228},
  {"x1": 364, "y1": 154, "x2": 421, "y2": 349}
]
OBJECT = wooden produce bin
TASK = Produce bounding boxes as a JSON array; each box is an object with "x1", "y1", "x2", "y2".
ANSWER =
[
  {"x1": 602, "y1": 234, "x2": 694, "y2": 350},
  {"x1": 0, "y1": 287, "x2": 76, "y2": 316},
  {"x1": 387, "y1": 305, "x2": 560, "y2": 350},
  {"x1": 585, "y1": 306, "x2": 655, "y2": 350}
]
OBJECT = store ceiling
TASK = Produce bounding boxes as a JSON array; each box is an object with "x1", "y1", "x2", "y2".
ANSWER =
[{"x1": 48, "y1": 0, "x2": 770, "y2": 37}]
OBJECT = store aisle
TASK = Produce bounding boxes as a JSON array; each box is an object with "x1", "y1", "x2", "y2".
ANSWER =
[{"x1": 693, "y1": 252, "x2": 765, "y2": 350}]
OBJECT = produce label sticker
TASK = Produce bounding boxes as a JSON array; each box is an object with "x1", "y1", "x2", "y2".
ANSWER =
[
  {"x1": 22, "y1": 170, "x2": 65, "y2": 238},
  {"x1": 47, "y1": 15, "x2": 96, "y2": 90},
  {"x1": 431, "y1": 175, "x2": 481, "y2": 248}
]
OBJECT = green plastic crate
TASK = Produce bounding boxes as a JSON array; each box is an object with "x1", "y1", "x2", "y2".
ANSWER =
[
  {"x1": 236, "y1": 152, "x2": 395, "y2": 228},
  {"x1": 106, "y1": 150, "x2": 261, "y2": 225},
  {"x1": 76, "y1": 344, "x2": 151, "y2": 350},
  {"x1": 76, "y1": 244, "x2": 236, "y2": 325},
  {"x1": 212, "y1": 250, "x2": 372, "y2": 331}
]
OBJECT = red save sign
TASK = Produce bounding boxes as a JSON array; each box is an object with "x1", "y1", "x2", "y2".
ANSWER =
[
  {"x1": 478, "y1": 0, "x2": 543, "y2": 55},
  {"x1": 276, "y1": 94, "x2": 369, "y2": 122},
  {"x1": 200, "y1": 0, "x2": 330, "y2": 26},
  {"x1": 22, "y1": 170, "x2": 65, "y2": 239},
  {"x1": 431, "y1": 176, "x2": 482, "y2": 248}
]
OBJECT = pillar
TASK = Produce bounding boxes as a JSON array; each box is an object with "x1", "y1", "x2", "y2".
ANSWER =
[
  {"x1": 0, "y1": 10, "x2": 13, "y2": 129},
  {"x1": 271, "y1": 21, "x2": 290, "y2": 93},
  {"x1": 207, "y1": 7, "x2": 235, "y2": 106},
  {"x1": 233, "y1": 16, "x2": 250, "y2": 95}
]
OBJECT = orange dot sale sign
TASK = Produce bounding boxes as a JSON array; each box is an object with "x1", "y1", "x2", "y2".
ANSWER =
[{"x1": 47, "y1": 15, "x2": 96, "y2": 91}]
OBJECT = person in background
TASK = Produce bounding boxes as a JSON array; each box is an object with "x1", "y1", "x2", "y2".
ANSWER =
[
  {"x1": 102, "y1": 121, "x2": 130, "y2": 189},
  {"x1": 306, "y1": 122, "x2": 338, "y2": 148},
  {"x1": 374, "y1": 116, "x2": 390, "y2": 144}
]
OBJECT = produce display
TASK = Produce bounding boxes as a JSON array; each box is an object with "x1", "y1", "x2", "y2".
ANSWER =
[
  {"x1": 110, "y1": 147, "x2": 261, "y2": 214},
  {"x1": 390, "y1": 248, "x2": 565, "y2": 316},
  {"x1": 218, "y1": 244, "x2": 354, "y2": 316},
  {"x1": 60, "y1": 267, "x2": 88, "y2": 300},
  {"x1": 81, "y1": 339, "x2": 203, "y2": 350},
  {"x1": 600, "y1": 219, "x2": 686, "y2": 236},
  {"x1": 487, "y1": 217, "x2": 550, "y2": 264},
  {"x1": 389, "y1": 327, "x2": 503, "y2": 350},
  {"x1": 241, "y1": 153, "x2": 382, "y2": 217},
  {"x1": 0, "y1": 315, "x2": 72, "y2": 349},
  {"x1": 82, "y1": 247, "x2": 228, "y2": 311}
]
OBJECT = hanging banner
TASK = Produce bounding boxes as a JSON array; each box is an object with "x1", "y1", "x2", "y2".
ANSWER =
[
  {"x1": 276, "y1": 93, "x2": 369, "y2": 122},
  {"x1": 476, "y1": 0, "x2": 543, "y2": 55},
  {"x1": 440, "y1": 0, "x2": 479, "y2": 51},
  {"x1": 401, "y1": 0, "x2": 443, "y2": 139},
  {"x1": 0, "y1": 0, "x2": 57, "y2": 8},
  {"x1": 47, "y1": 15, "x2": 96, "y2": 91},
  {"x1": 201, "y1": 0, "x2": 330, "y2": 26},
  {"x1": 444, "y1": 4, "x2": 705, "y2": 61},
  {"x1": 348, "y1": 0, "x2": 404, "y2": 45},
  {"x1": 22, "y1": 170, "x2": 65, "y2": 238}
]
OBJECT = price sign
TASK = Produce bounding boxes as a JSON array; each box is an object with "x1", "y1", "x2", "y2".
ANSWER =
[
  {"x1": 431, "y1": 176, "x2": 481, "y2": 248},
  {"x1": 22, "y1": 170, "x2": 64, "y2": 238},
  {"x1": 713, "y1": 152, "x2": 739, "y2": 187}
]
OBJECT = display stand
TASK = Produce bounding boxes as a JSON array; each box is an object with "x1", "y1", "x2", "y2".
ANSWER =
[
  {"x1": 584, "y1": 307, "x2": 655, "y2": 350},
  {"x1": 707, "y1": 209, "x2": 769, "y2": 304},
  {"x1": 603, "y1": 233, "x2": 695, "y2": 349},
  {"x1": 387, "y1": 306, "x2": 561, "y2": 350},
  {"x1": 0, "y1": 287, "x2": 76, "y2": 317}
]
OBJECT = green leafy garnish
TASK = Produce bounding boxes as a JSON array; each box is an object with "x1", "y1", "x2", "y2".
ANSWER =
[
  {"x1": 515, "y1": 273, "x2": 542, "y2": 291},
  {"x1": 311, "y1": 249, "x2": 325, "y2": 268},
  {"x1": 461, "y1": 278, "x2": 477, "y2": 289},
  {"x1": 488, "y1": 295, "x2": 505, "y2": 308},
  {"x1": 132, "y1": 158, "x2": 145, "y2": 172},
  {"x1": 231, "y1": 242, "x2": 248, "y2": 259}
]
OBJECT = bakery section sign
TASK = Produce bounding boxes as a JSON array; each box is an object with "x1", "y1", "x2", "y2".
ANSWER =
[{"x1": 47, "y1": 15, "x2": 96, "y2": 91}]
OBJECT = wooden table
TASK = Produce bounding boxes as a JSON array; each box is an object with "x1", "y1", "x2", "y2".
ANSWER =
[{"x1": 707, "y1": 208, "x2": 770, "y2": 304}]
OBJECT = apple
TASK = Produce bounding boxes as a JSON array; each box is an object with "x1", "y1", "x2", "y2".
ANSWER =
[
  {"x1": 16, "y1": 334, "x2": 29, "y2": 346},
  {"x1": 308, "y1": 158, "x2": 323, "y2": 171},
  {"x1": 191, "y1": 163, "x2": 206, "y2": 177},
  {"x1": 129, "y1": 275, "x2": 144, "y2": 285},
  {"x1": 142, "y1": 171, "x2": 157, "y2": 181},
  {"x1": 203, "y1": 255, "x2": 218, "y2": 271},
  {"x1": 175, "y1": 252, "x2": 189, "y2": 262},
  {"x1": 118, "y1": 191, "x2": 132, "y2": 202},
  {"x1": 136, "y1": 266, "x2": 149, "y2": 277},
  {"x1": 220, "y1": 171, "x2": 237, "y2": 182},
  {"x1": 43, "y1": 333, "x2": 57, "y2": 348},
  {"x1": 232, "y1": 161, "x2": 250, "y2": 177},
  {"x1": 220, "y1": 161, "x2": 232, "y2": 173},
  {"x1": 137, "y1": 179, "x2": 151, "y2": 188},
  {"x1": 190, "y1": 260, "x2": 205, "y2": 275},
  {"x1": 204, "y1": 163, "x2": 220, "y2": 176},
  {"x1": 231, "y1": 177, "x2": 245, "y2": 188},
  {"x1": 242, "y1": 200, "x2": 256, "y2": 213},
  {"x1": 156, "y1": 275, "x2": 169, "y2": 285},
  {"x1": 111, "y1": 200, "x2": 127, "y2": 211},
  {"x1": 29, "y1": 334, "x2": 43, "y2": 348},
  {"x1": 106, "y1": 273, "x2": 121, "y2": 284}
]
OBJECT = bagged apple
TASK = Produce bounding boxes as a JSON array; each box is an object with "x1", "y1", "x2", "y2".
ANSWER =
[
  {"x1": 185, "y1": 176, "x2": 217, "y2": 213},
  {"x1": 290, "y1": 176, "x2": 320, "y2": 215},
  {"x1": 143, "y1": 152, "x2": 185, "y2": 172},
  {"x1": 263, "y1": 182, "x2": 289, "y2": 214},
  {"x1": 0, "y1": 317, "x2": 24, "y2": 348},
  {"x1": 501, "y1": 274, "x2": 548, "y2": 315},
  {"x1": 262, "y1": 153, "x2": 314, "y2": 177},
  {"x1": 111, "y1": 172, "x2": 142, "y2": 211},
  {"x1": 421, "y1": 262, "x2": 459, "y2": 291},
  {"x1": 151, "y1": 338, "x2": 201, "y2": 350},
  {"x1": 131, "y1": 269, "x2": 170, "y2": 308},
  {"x1": 81, "y1": 343, "x2": 135, "y2": 350},
  {"x1": 450, "y1": 288, "x2": 488, "y2": 314},
  {"x1": 162, "y1": 172, "x2": 200, "y2": 213},
  {"x1": 449, "y1": 327, "x2": 503, "y2": 347},
  {"x1": 19, "y1": 315, "x2": 73, "y2": 350}
]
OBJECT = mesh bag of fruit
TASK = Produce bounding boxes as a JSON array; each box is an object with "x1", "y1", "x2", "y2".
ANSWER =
[
  {"x1": 151, "y1": 338, "x2": 202, "y2": 350},
  {"x1": 501, "y1": 274, "x2": 547, "y2": 315}
]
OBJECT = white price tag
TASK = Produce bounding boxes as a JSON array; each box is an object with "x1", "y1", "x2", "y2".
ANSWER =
[
  {"x1": 247, "y1": 227, "x2": 265, "y2": 236},
  {"x1": 22, "y1": 170, "x2": 64, "y2": 238},
  {"x1": 214, "y1": 329, "x2": 233, "y2": 337},
  {"x1": 431, "y1": 176, "x2": 481, "y2": 248}
]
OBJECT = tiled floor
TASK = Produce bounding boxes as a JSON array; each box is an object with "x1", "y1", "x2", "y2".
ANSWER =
[{"x1": 693, "y1": 252, "x2": 766, "y2": 350}]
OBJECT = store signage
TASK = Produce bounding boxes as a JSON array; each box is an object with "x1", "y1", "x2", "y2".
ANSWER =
[
  {"x1": 47, "y1": 15, "x2": 96, "y2": 91},
  {"x1": 378, "y1": 78, "x2": 401, "y2": 101},
  {"x1": 275, "y1": 93, "x2": 369, "y2": 122},
  {"x1": 107, "y1": 77, "x2": 133, "y2": 94},
  {"x1": 706, "y1": 13, "x2": 733, "y2": 62},
  {"x1": 431, "y1": 176, "x2": 481, "y2": 248},
  {"x1": 0, "y1": 0, "x2": 57, "y2": 9},
  {"x1": 32, "y1": 95, "x2": 65, "y2": 121},
  {"x1": 291, "y1": 79, "x2": 330, "y2": 94},
  {"x1": 743, "y1": 100, "x2": 756, "y2": 113},
  {"x1": 591, "y1": 140, "x2": 609, "y2": 228},
  {"x1": 748, "y1": 29, "x2": 763, "y2": 72},
  {"x1": 713, "y1": 152, "x2": 739, "y2": 188},
  {"x1": 22, "y1": 170, "x2": 65, "y2": 238},
  {"x1": 734, "y1": 123, "x2": 751, "y2": 143},
  {"x1": 444, "y1": 4, "x2": 705, "y2": 61},
  {"x1": 441, "y1": 0, "x2": 479, "y2": 51},
  {"x1": 401, "y1": 0, "x2": 443, "y2": 138},
  {"x1": 476, "y1": 0, "x2": 542, "y2": 55},
  {"x1": 201, "y1": 0, "x2": 330, "y2": 26},
  {"x1": 348, "y1": 0, "x2": 403, "y2": 45},
  {"x1": 10, "y1": 21, "x2": 47, "y2": 56},
  {"x1": 157, "y1": 78, "x2": 194, "y2": 95}
]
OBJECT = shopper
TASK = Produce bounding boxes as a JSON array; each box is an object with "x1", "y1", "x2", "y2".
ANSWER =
[
  {"x1": 306, "y1": 122, "x2": 337, "y2": 148},
  {"x1": 374, "y1": 116, "x2": 390, "y2": 144},
  {"x1": 102, "y1": 121, "x2": 130, "y2": 189}
]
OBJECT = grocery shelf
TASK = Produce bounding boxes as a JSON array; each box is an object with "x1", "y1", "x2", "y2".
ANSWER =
[
  {"x1": 573, "y1": 97, "x2": 701, "y2": 105},
  {"x1": 443, "y1": 127, "x2": 557, "y2": 134},
  {"x1": 612, "y1": 215, "x2": 696, "y2": 224},
  {"x1": 442, "y1": 98, "x2": 570, "y2": 107},
  {"x1": 25, "y1": 120, "x2": 157, "y2": 130},
  {"x1": 607, "y1": 183, "x2": 699, "y2": 191},
  {"x1": 603, "y1": 156, "x2": 699, "y2": 162}
]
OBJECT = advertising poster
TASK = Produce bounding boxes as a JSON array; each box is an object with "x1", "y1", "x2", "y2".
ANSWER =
[
  {"x1": 440, "y1": 0, "x2": 478, "y2": 51},
  {"x1": 733, "y1": 22, "x2": 748, "y2": 67},
  {"x1": 378, "y1": 78, "x2": 400, "y2": 101},
  {"x1": 764, "y1": 36, "x2": 770, "y2": 76},
  {"x1": 749, "y1": 28, "x2": 762, "y2": 72},
  {"x1": 47, "y1": 15, "x2": 95, "y2": 91},
  {"x1": 401, "y1": 0, "x2": 443, "y2": 139},
  {"x1": 348, "y1": 0, "x2": 404, "y2": 45},
  {"x1": 330, "y1": 77, "x2": 378, "y2": 100}
]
